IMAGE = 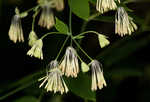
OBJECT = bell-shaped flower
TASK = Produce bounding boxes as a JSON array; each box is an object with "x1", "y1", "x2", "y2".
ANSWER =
[
  {"x1": 38, "y1": 4, "x2": 55, "y2": 29},
  {"x1": 28, "y1": 30, "x2": 38, "y2": 47},
  {"x1": 8, "y1": 8, "x2": 24, "y2": 43},
  {"x1": 60, "y1": 47, "x2": 79, "y2": 78},
  {"x1": 39, "y1": 60, "x2": 69, "y2": 94},
  {"x1": 27, "y1": 39, "x2": 43, "y2": 60},
  {"x1": 90, "y1": 60, "x2": 106, "y2": 91},
  {"x1": 115, "y1": 7, "x2": 138, "y2": 36},
  {"x1": 96, "y1": 0, "x2": 119, "y2": 13}
]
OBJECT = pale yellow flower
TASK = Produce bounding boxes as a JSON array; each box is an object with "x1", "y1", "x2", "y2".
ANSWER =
[
  {"x1": 39, "y1": 60, "x2": 69, "y2": 94},
  {"x1": 27, "y1": 39, "x2": 43, "y2": 60},
  {"x1": 8, "y1": 14, "x2": 24, "y2": 43},
  {"x1": 54, "y1": 0, "x2": 64, "y2": 11},
  {"x1": 60, "y1": 47, "x2": 79, "y2": 78},
  {"x1": 96, "y1": 0, "x2": 120, "y2": 13},
  {"x1": 38, "y1": 4, "x2": 55, "y2": 29},
  {"x1": 90, "y1": 60, "x2": 106, "y2": 91},
  {"x1": 115, "y1": 7, "x2": 138, "y2": 36},
  {"x1": 28, "y1": 31, "x2": 38, "y2": 47}
]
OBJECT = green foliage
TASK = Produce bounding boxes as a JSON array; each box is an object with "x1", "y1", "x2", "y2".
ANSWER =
[
  {"x1": 65, "y1": 73, "x2": 96, "y2": 101},
  {"x1": 14, "y1": 96, "x2": 38, "y2": 102},
  {"x1": 55, "y1": 17, "x2": 69, "y2": 34},
  {"x1": 68, "y1": 0, "x2": 90, "y2": 20}
]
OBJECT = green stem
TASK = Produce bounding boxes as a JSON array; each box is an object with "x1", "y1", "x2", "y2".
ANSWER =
[
  {"x1": 41, "y1": 32, "x2": 67, "y2": 40},
  {"x1": 69, "y1": 0, "x2": 72, "y2": 34},
  {"x1": 69, "y1": 0, "x2": 73, "y2": 46},
  {"x1": 74, "y1": 31, "x2": 100, "y2": 39},
  {"x1": 70, "y1": 35, "x2": 73, "y2": 46},
  {"x1": 76, "y1": 53, "x2": 84, "y2": 62},
  {"x1": 21, "y1": 5, "x2": 40, "y2": 14},
  {"x1": 88, "y1": 12, "x2": 101, "y2": 21},
  {"x1": 80, "y1": 12, "x2": 101, "y2": 32},
  {"x1": 55, "y1": 36, "x2": 69, "y2": 60},
  {"x1": 80, "y1": 21, "x2": 88, "y2": 32},
  {"x1": 73, "y1": 39, "x2": 93, "y2": 61},
  {"x1": 32, "y1": 9, "x2": 40, "y2": 31}
]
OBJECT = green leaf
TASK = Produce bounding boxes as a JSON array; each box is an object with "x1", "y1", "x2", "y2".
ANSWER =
[
  {"x1": 55, "y1": 17, "x2": 69, "y2": 34},
  {"x1": 98, "y1": 34, "x2": 110, "y2": 48},
  {"x1": 14, "y1": 96, "x2": 38, "y2": 102},
  {"x1": 65, "y1": 74, "x2": 96, "y2": 101},
  {"x1": 68, "y1": 0, "x2": 90, "y2": 20},
  {"x1": 81, "y1": 62, "x2": 90, "y2": 72}
]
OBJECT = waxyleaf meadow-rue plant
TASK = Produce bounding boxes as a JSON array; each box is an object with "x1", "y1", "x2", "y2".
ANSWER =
[{"x1": 6, "y1": 0, "x2": 138, "y2": 101}]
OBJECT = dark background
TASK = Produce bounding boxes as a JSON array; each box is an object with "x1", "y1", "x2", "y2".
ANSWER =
[{"x1": 0, "y1": 0, "x2": 150, "y2": 102}]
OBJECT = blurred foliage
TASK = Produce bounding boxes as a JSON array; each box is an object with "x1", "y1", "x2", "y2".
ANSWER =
[
  {"x1": 68, "y1": 0, "x2": 90, "y2": 20},
  {"x1": 14, "y1": 96, "x2": 38, "y2": 102},
  {"x1": 0, "y1": 0, "x2": 150, "y2": 102}
]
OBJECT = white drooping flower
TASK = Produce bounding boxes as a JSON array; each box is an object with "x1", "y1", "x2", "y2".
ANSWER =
[
  {"x1": 38, "y1": 0, "x2": 64, "y2": 11},
  {"x1": 8, "y1": 8, "x2": 24, "y2": 43},
  {"x1": 60, "y1": 47, "x2": 79, "y2": 78},
  {"x1": 96, "y1": 0, "x2": 120, "y2": 13},
  {"x1": 39, "y1": 60, "x2": 69, "y2": 94},
  {"x1": 27, "y1": 39, "x2": 43, "y2": 60},
  {"x1": 53, "y1": 0, "x2": 64, "y2": 11},
  {"x1": 28, "y1": 30, "x2": 38, "y2": 47},
  {"x1": 90, "y1": 60, "x2": 106, "y2": 91},
  {"x1": 115, "y1": 7, "x2": 138, "y2": 36},
  {"x1": 38, "y1": 4, "x2": 55, "y2": 29}
]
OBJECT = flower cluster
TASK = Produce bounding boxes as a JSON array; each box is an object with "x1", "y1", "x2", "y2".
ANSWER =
[
  {"x1": 96, "y1": 0, "x2": 137, "y2": 36},
  {"x1": 8, "y1": 0, "x2": 139, "y2": 96},
  {"x1": 39, "y1": 46, "x2": 107, "y2": 94}
]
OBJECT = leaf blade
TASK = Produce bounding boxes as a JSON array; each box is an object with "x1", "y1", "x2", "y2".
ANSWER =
[
  {"x1": 68, "y1": 0, "x2": 90, "y2": 20},
  {"x1": 55, "y1": 17, "x2": 69, "y2": 34}
]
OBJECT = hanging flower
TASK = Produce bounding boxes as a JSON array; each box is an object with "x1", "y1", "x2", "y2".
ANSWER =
[
  {"x1": 28, "y1": 30, "x2": 38, "y2": 47},
  {"x1": 115, "y1": 7, "x2": 138, "y2": 36},
  {"x1": 59, "y1": 47, "x2": 79, "y2": 78},
  {"x1": 8, "y1": 8, "x2": 24, "y2": 43},
  {"x1": 96, "y1": 0, "x2": 119, "y2": 13},
  {"x1": 39, "y1": 60, "x2": 68, "y2": 94},
  {"x1": 38, "y1": 4, "x2": 55, "y2": 29},
  {"x1": 53, "y1": 0, "x2": 64, "y2": 11},
  {"x1": 90, "y1": 60, "x2": 106, "y2": 91},
  {"x1": 27, "y1": 39, "x2": 43, "y2": 60}
]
